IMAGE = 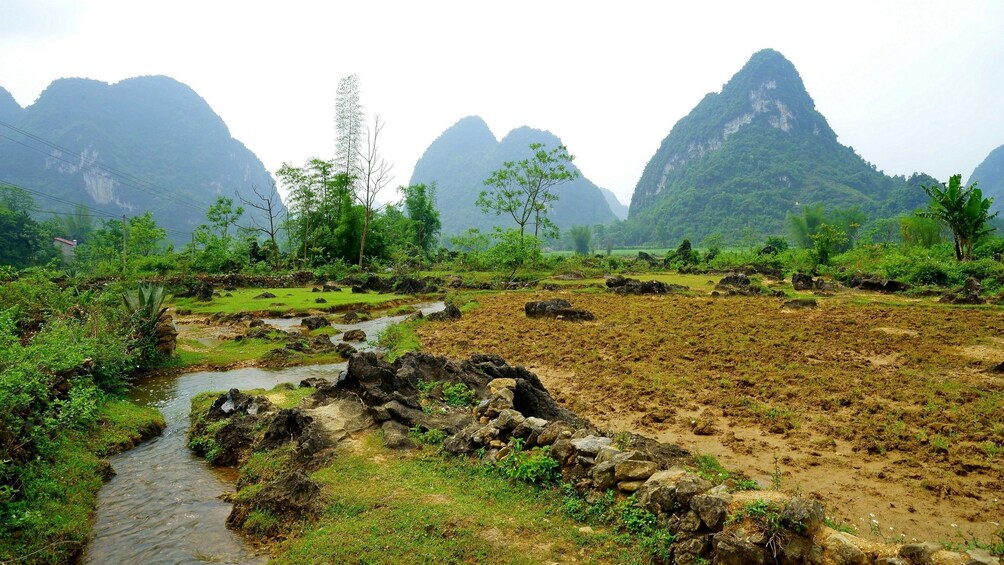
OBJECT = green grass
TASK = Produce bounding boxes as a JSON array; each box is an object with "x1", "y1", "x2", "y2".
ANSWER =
[
  {"x1": 171, "y1": 287, "x2": 407, "y2": 315},
  {"x1": 0, "y1": 399, "x2": 164, "y2": 565},
  {"x1": 376, "y1": 321, "x2": 422, "y2": 361},
  {"x1": 173, "y1": 336, "x2": 346, "y2": 369},
  {"x1": 270, "y1": 433, "x2": 655, "y2": 564}
]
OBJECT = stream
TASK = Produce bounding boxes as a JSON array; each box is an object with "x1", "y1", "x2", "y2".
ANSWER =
[{"x1": 82, "y1": 302, "x2": 445, "y2": 565}]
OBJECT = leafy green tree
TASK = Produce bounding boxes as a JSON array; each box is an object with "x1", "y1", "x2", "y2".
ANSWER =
[
  {"x1": 899, "y1": 212, "x2": 942, "y2": 247},
  {"x1": 568, "y1": 225, "x2": 592, "y2": 255},
  {"x1": 810, "y1": 224, "x2": 848, "y2": 266},
  {"x1": 0, "y1": 185, "x2": 55, "y2": 268},
  {"x1": 206, "y1": 196, "x2": 244, "y2": 240},
  {"x1": 788, "y1": 204, "x2": 826, "y2": 248},
  {"x1": 58, "y1": 204, "x2": 95, "y2": 243},
  {"x1": 402, "y1": 183, "x2": 441, "y2": 258},
  {"x1": 127, "y1": 212, "x2": 167, "y2": 257},
  {"x1": 477, "y1": 143, "x2": 579, "y2": 245},
  {"x1": 922, "y1": 174, "x2": 998, "y2": 260}
]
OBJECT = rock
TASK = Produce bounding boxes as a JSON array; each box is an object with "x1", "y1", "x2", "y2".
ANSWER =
[
  {"x1": 595, "y1": 446, "x2": 624, "y2": 465},
  {"x1": 855, "y1": 278, "x2": 910, "y2": 293},
  {"x1": 550, "y1": 438, "x2": 574, "y2": 465},
  {"x1": 301, "y1": 315, "x2": 329, "y2": 331},
  {"x1": 636, "y1": 468, "x2": 711, "y2": 514},
  {"x1": 784, "y1": 536, "x2": 824, "y2": 564},
  {"x1": 227, "y1": 470, "x2": 323, "y2": 530},
  {"x1": 690, "y1": 491, "x2": 732, "y2": 531},
  {"x1": 614, "y1": 460, "x2": 659, "y2": 482},
  {"x1": 335, "y1": 342, "x2": 357, "y2": 356},
  {"x1": 208, "y1": 389, "x2": 272, "y2": 419},
  {"x1": 783, "y1": 298, "x2": 818, "y2": 309},
  {"x1": 713, "y1": 530, "x2": 768, "y2": 565},
  {"x1": 823, "y1": 532, "x2": 867, "y2": 565},
  {"x1": 718, "y1": 272, "x2": 751, "y2": 287},
  {"x1": 323, "y1": 282, "x2": 340, "y2": 292},
  {"x1": 965, "y1": 548, "x2": 1001, "y2": 565},
  {"x1": 260, "y1": 408, "x2": 313, "y2": 450},
  {"x1": 426, "y1": 304, "x2": 462, "y2": 321},
  {"x1": 342, "y1": 329, "x2": 366, "y2": 341},
  {"x1": 299, "y1": 377, "x2": 330, "y2": 388},
  {"x1": 617, "y1": 480, "x2": 646, "y2": 492},
  {"x1": 899, "y1": 542, "x2": 945, "y2": 564},
  {"x1": 666, "y1": 510, "x2": 702, "y2": 533},
  {"x1": 791, "y1": 272, "x2": 815, "y2": 291},
  {"x1": 311, "y1": 287, "x2": 321, "y2": 292},
  {"x1": 381, "y1": 420, "x2": 416, "y2": 450},
  {"x1": 672, "y1": 536, "x2": 708, "y2": 564},
  {"x1": 691, "y1": 417, "x2": 717, "y2": 435},
  {"x1": 536, "y1": 421, "x2": 573, "y2": 446},
  {"x1": 781, "y1": 497, "x2": 825, "y2": 535},
  {"x1": 571, "y1": 435, "x2": 613, "y2": 456},
  {"x1": 488, "y1": 378, "x2": 518, "y2": 394},
  {"x1": 314, "y1": 297, "x2": 327, "y2": 304},
  {"x1": 154, "y1": 315, "x2": 178, "y2": 356},
  {"x1": 351, "y1": 285, "x2": 366, "y2": 294},
  {"x1": 590, "y1": 461, "x2": 617, "y2": 490},
  {"x1": 524, "y1": 299, "x2": 596, "y2": 321},
  {"x1": 475, "y1": 392, "x2": 515, "y2": 419},
  {"x1": 491, "y1": 409, "x2": 525, "y2": 431},
  {"x1": 606, "y1": 275, "x2": 687, "y2": 295},
  {"x1": 253, "y1": 291, "x2": 277, "y2": 299}
]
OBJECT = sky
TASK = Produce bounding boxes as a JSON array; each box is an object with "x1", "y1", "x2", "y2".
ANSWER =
[{"x1": 1, "y1": 0, "x2": 1002, "y2": 207}]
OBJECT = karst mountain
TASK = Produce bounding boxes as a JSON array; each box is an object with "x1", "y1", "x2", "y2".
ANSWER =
[
  {"x1": 409, "y1": 116, "x2": 617, "y2": 236},
  {"x1": 0, "y1": 76, "x2": 278, "y2": 241},
  {"x1": 628, "y1": 48, "x2": 931, "y2": 243}
]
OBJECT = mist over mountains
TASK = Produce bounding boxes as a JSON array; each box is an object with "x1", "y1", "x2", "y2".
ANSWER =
[
  {"x1": 0, "y1": 76, "x2": 278, "y2": 242},
  {"x1": 409, "y1": 116, "x2": 617, "y2": 236}
]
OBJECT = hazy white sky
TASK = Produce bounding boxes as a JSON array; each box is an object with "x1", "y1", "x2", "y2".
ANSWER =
[{"x1": 1, "y1": 0, "x2": 1002, "y2": 206}]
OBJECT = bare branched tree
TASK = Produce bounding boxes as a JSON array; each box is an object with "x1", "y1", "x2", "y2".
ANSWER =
[
  {"x1": 354, "y1": 115, "x2": 393, "y2": 268},
  {"x1": 238, "y1": 181, "x2": 285, "y2": 269}
]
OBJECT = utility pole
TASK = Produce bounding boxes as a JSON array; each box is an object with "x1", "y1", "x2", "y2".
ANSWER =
[{"x1": 122, "y1": 215, "x2": 127, "y2": 273}]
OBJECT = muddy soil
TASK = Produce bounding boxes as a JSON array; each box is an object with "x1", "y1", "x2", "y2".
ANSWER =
[{"x1": 418, "y1": 291, "x2": 1004, "y2": 544}]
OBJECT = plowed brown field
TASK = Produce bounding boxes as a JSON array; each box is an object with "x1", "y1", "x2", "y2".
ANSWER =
[{"x1": 418, "y1": 290, "x2": 1004, "y2": 544}]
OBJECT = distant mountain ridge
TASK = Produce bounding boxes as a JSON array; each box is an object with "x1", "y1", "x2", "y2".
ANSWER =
[
  {"x1": 410, "y1": 116, "x2": 616, "y2": 236},
  {"x1": 0, "y1": 76, "x2": 279, "y2": 241},
  {"x1": 628, "y1": 49, "x2": 930, "y2": 243},
  {"x1": 598, "y1": 187, "x2": 628, "y2": 220},
  {"x1": 969, "y1": 145, "x2": 1004, "y2": 214}
]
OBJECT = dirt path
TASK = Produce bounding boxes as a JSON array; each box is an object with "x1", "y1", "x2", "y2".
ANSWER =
[{"x1": 418, "y1": 290, "x2": 1004, "y2": 544}]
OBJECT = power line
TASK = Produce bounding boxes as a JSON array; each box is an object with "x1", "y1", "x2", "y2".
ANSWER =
[
  {"x1": 0, "y1": 119, "x2": 208, "y2": 213},
  {"x1": 1, "y1": 178, "x2": 192, "y2": 239}
]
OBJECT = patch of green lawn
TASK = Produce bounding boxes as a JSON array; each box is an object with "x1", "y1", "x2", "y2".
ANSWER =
[{"x1": 171, "y1": 287, "x2": 408, "y2": 316}]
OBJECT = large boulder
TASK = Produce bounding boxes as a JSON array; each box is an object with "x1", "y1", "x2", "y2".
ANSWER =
[
  {"x1": 524, "y1": 298, "x2": 595, "y2": 321},
  {"x1": 301, "y1": 316, "x2": 329, "y2": 331}
]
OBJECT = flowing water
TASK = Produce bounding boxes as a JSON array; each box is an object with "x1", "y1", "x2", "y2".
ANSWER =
[{"x1": 82, "y1": 302, "x2": 444, "y2": 564}]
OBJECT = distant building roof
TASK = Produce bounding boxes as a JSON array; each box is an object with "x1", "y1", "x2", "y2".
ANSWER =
[{"x1": 53, "y1": 237, "x2": 77, "y2": 247}]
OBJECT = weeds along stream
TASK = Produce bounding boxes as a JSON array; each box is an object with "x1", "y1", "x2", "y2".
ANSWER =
[{"x1": 82, "y1": 303, "x2": 443, "y2": 564}]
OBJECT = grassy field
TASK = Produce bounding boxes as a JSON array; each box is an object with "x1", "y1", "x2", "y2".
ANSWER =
[
  {"x1": 417, "y1": 289, "x2": 1004, "y2": 544},
  {"x1": 270, "y1": 433, "x2": 656, "y2": 564},
  {"x1": 171, "y1": 287, "x2": 407, "y2": 316}
]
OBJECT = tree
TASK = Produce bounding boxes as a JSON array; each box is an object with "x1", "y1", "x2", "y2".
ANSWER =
[
  {"x1": 0, "y1": 185, "x2": 54, "y2": 268},
  {"x1": 568, "y1": 225, "x2": 592, "y2": 255},
  {"x1": 334, "y1": 74, "x2": 364, "y2": 178},
  {"x1": 58, "y1": 204, "x2": 95, "y2": 243},
  {"x1": 354, "y1": 115, "x2": 393, "y2": 268},
  {"x1": 788, "y1": 204, "x2": 826, "y2": 248},
  {"x1": 205, "y1": 196, "x2": 244, "y2": 240},
  {"x1": 476, "y1": 143, "x2": 579, "y2": 246},
  {"x1": 922, "y1": 174, "x2": 998, "y2": 261},
  {"x1": 239, "y1": 182, "x2": 285, "y2": 269},
  {"x1": 126, "y1": 212, "x2": 167, "y2": 257},
  {"x1": 402, "y1": 183, "x2": 441, "y2": 258}
]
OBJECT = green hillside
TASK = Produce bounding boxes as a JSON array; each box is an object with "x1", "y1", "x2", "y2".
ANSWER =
[
  {"x1": 0, "y1": 76, "x2": 280, "y2": 241},
  {"x1": 627, "y1": 49, "x2": 930, "y2": 244}
]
